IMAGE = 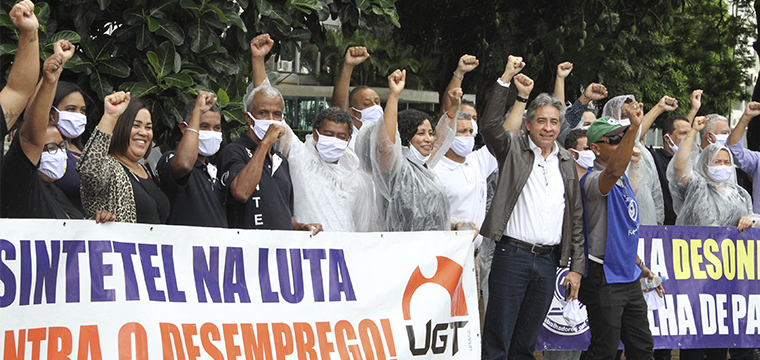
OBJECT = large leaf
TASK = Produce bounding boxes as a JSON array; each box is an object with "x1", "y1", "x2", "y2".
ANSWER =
[
  {"x1": 130, "y1": 81, "x2": 161, "y2": 98},
  {"x1": 355, "y1": 0, "x2": 370, "y2": 11},
  {"x1": 268, "y1": 3, "x2": 293, "y2": 25},
  {"x1": 98, "y1": 58, "x2": 131, "y2": 78},
  {"x1": 0, "y1": 44, "x2": 16, "y2": 56},
  {"x1": 188, "y1": 23, "x2": 212, "y2": 53},
  {"x1": 217, "y1": 88, "x2": 230, "y2": 104},
  {"x1": 136, "y1": 25, "x2": 152, "y2": 50},
  {"x1": 147, "y1": 16, "x2": 160, "y2": 32},
  {"x1": 173, "y1": 52, "x2": 182, "y2": 74},
  {"x1": 133, "y1": 58, "x2": 152, "y2": 82},
  {"x1": 49, "y1": 30, "x2": 81, "y2": 44},
  {"x1": 153, "y1": 41, "x2": 177, "y2": 79},
  {"x1": 155, "y1": 18, "x2": 185, "y2": 46},
  {"x1": 89, "y1": 71, "x2": 113, "y2": 100},
  {"x1": 97, "y1": 0, "x2": 111, "y2": 11},
  {"x1": 290, "y1": 0, "x2": 323, "y2": 11},
  {"x1": 163, "y1": 72, "x2": 193, "y2": 88},
  {"x1": 179, "y1": 0, "x2": 201, "y2": 12},
  {"x1": 206, "y1": 54, "x2": 239, "y2": 75},
  {"x1": 222, "y1": 7, "x2": 247, "y2": 31},
  {"x1": 222, "y1": 108, "x2": 246, "y2": 125}
]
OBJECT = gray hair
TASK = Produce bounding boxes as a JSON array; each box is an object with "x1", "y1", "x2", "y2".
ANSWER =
[
  {"x1": 525, "y1": 93, "x2": 565, "y2": 125},
  {"x1": 455, "y1": 110, "x2": 472, "y2": 121},
  {"x1": 243, "y1": 82, "x2": 284, "y2": 113},
  {"x1": 700, "y1": 114, "x2": 729, "y2": 140}
]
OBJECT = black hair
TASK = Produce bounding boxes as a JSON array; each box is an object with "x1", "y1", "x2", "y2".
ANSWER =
[
  {"x1": 461, "y1": 99, "x2": 476, "y2": 108},
  {"x1": 564, "y1": 129, "x2": 588, "y2": 150},
  {"x1": 183, "y1": 99, "x2": 221, "y2": 123},
  {"x1": 398, "y1": 109, "x2": 432, "y2": 146},
  {"x1": 109, "y1": 98, "x2": 152, "y2": 159},
  {"x1": 53, "y1": 81, "x2": 87, "y2": 149},
  {"x1": 663, "y1": 114, "x2": 690, "y2": 135},
  {"x1": 313, "y1": 107, "x2": 353, "y2": 136},
  {"x1": 348, "y1": 85, "x2": 374, "y2": 108},
  {"x1": 583, "y1": 108, "x2": 596, "y2": 116}
]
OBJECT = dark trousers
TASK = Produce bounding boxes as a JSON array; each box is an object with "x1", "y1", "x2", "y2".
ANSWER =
[
  {"x1": 579, "y1": 262, "x2": 653, "y2": 360},
  {"x1": 481, "y1": 239, "x2": 559, "y2": 360}
]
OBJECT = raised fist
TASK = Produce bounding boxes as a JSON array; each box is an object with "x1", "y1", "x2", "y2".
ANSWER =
[
  {"x1": 42, "y1": 54, "x2": 64, "y2": 84},
  {"x1": 557, "y1": 62, "x2": 573, "y2": 79},
  {"x1": 446, "y1": 87, "x2": 463, "y2": 107},
  {"x1": 502, "y1": 55, "x2": 525, "y2": 81},
  {"x1": 458, "y1": 54, "x2": 479, "y2": 74},
  {"x1": 743, "y1": 101, "x2": 760, "y2": 119},
  {"x1": 690, "y1": 89, "x2": 703, "y2": 111},
  {"x1": 621, "y1": 101, "x2": 642, "y2": 127},
  {"x1": 104, "y1": 91, "x2": 131, "y2": 118},
  {"x1": 250, "y1": 34, "x2": 274, "y2": 59},
  {"x1": 388, "y1": 69, "x2": 406, "y2": 96},
  {"x1": 584, "y1": 83, "x2": 608, "y2": 101},
  {"x1": 658, "y1": 96, "x2": 678, "y2": 112},
  {"x1": 195, "y1": 91, "x2": 218, "y2": 113},
  {"x1": 692, "y1": 116, "x2": 708, "y2": 132},
  {"x1": 345, "y1": 46, "x2": 370, "y2": 66},
  {"x1": 54, "y1": 39, "x2": 76, "y2": 63},
  {"x1": 9, "y1": 0, "x2": 38, "y2": 34},
  {"x1": 514, "y1": 74, "x2": 534, "y2": 98}
]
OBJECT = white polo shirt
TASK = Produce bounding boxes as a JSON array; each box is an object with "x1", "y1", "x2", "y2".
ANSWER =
[{"x1": 434, "y1": 146, "x2": 499, "y2": 248}]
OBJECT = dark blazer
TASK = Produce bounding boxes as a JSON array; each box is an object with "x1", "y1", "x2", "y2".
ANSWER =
[{"x1": 479, "y1": 83, "x2": 585, "y2": 274}]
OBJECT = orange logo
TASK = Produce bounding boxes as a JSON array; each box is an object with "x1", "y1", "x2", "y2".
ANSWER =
[{"x1": 401, "y1": 256, "x2": 468, "y2": 320}]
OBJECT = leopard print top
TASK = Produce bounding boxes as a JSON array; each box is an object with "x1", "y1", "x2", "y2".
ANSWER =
[{"x1": 77, "y1": 128, "x2": 137, "y2": 223}]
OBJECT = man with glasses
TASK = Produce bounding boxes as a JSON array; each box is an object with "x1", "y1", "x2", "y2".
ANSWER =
[
  {"x1": 480, "y1": 56, "x2": 585, "y2": 360},
  {"x1": 580, "y1": 109, "x2": 663, "y2": 360}
]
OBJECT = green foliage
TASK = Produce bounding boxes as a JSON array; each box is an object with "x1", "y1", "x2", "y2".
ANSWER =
[{"x1": 0, "y1": 0, "x2": 400, "y2": 149}]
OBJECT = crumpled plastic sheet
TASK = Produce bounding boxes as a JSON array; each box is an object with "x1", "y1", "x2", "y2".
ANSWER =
[
  {"x1": 274, "y1": 121, "x2": 379, "y2": 232},
  {"x1": 603, "y1": 95, "x2": 664, "y2": 225},
  {"x1": 355, "y1": 111, "x2": 456, "y2": 231},
  {"x1": 669, "y1": 143, "x2": 760, "y2": 227}
]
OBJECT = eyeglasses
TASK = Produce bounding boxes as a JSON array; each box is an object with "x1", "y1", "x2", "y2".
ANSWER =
[
  {"x1": 596, "y1": 134, "x2": 623, "y2": 145},
  {"x1": 43, "y1": 140, "x2": 69, "y2": 155}
]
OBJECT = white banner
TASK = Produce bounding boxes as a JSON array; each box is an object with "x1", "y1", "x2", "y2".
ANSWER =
[{"x1": 0, "y1": 219, "x2": 480, "y2": 360}]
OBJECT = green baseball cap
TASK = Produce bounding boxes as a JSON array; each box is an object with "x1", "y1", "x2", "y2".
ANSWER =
[{"x1": 586, "y1": 116, "x2": 630, "y2": 144}]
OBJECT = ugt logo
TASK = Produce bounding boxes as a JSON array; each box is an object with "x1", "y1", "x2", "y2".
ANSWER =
[{"x1": 402, "y1": 256, "x2": 469, "y2": 357}]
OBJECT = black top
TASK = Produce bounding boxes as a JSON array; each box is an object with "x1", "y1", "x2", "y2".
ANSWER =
[
  {"x1": 649, "y1": 146, "x2": 676, "y2": 225},
  {"x1": 123, "y1": 164, "x2": 170, "y2": 224},
  {"x1": 53, "y1": 150, "x2": 86, "y2": 217},
  {"x1": 218, "y1": 133, "x2": 294, "y2": 230},
  {"x1": 156, "y1": 150, "x2": 227, "y2": 228},
  {"x1": 1, "y1": 137, "x2": 82, "y2": 219}
]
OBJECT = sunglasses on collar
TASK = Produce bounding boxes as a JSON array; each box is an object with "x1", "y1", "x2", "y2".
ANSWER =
[{"x1": 596, "y1": 134, "x2": 623, "y2": 145}]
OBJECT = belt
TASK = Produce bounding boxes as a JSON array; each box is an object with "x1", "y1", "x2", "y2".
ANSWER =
[{"x1": 500, "y1": 235, "x2": 557, "y2": 255}]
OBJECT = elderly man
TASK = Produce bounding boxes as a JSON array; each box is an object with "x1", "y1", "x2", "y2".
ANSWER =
[
  {"x1": 581, "y1": 106, "x2": 663, "y2": 360},
  {"x1": 156, "y1": 91, "x2": 227, "y2": 227},
  {"x1": 218, "y1": 39, "x2": 321, "y2": 233},
  {"x1": 479, "y1": 56, "x2": 585, "y2": 360},
  {"x1": 247, "y1": 35, "x2": 377, "y2": 231}
]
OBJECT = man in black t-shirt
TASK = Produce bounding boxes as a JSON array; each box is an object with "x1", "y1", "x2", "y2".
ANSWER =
[
  {"x1": 218, "y1": 81, "x2": 321, "y2": 233},
  {"x1": 648, "y1": 115, "x2": 691, "y2": 225},
  {"x1": 157, "y1": 91, "x2": 227, "y2": 227}
]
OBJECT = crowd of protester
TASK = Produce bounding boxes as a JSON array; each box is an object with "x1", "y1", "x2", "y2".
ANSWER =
[{"x1": 3, "y1": 2, "x2": 760, "y2": 359}]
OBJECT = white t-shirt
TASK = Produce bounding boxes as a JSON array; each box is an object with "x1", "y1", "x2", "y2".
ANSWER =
[{"x1": 434, "y1": 146, "x2": 498, "y2": 248}]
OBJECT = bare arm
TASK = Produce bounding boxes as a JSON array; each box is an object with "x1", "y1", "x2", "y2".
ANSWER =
[
  {"x1": 229, "y1": 124, "x2": 286, "y2": 203},
  {"x1": 171, "y1": 91, "x2": 217, "y2": 179},
  {"x1": 250, "y1": 34, "x2": 274, "y2": 88},
  {"x1": 687, "y1": 90, "x2": 703, "y2": 123},
  {"x1": 0, "y1": 0, "x2": 39, "y2": 129},
  {"x1": 331, "y1": 46, "x2": 370, "y2": 109},
  {"x1": 440, "y1": 54, "x2": 479, "y2": 117},
  {"x1": 727, "y1": 101, "x2": 760, "y2": 146},
  {"x1": 597, "y1": 102, "x2": 642, "y2": 195},
  {"x1": 553, "y1": 62, "x2": 572, "y2": 105},
  {"x1": 640, "y1": 96, "x2": 678, "y2": 142}
]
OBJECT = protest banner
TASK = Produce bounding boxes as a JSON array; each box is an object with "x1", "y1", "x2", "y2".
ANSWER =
[
  {"x1": 0, "y1": 219, "x2": 480, "y2": 359},
  {"x1": 537, "y1": 225, "x2": 760, "y2": 351}
]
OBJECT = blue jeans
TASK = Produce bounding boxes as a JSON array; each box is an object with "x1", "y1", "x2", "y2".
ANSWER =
[{"x1": 482, "y1": 239, "x2": 559, "y2": 360}]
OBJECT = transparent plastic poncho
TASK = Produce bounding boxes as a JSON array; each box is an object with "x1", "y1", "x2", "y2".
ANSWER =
[
  {"x1": 274, "y1": 121, "x2": 378, "y2": 232},
  {"x1": 603, "y1": 95, "x2": 664, "y2": 225},
  {"x1": 669, "y1": 144, "x2": 760, "y2": 227},
  {"x1": 355, "y1": 111, "x2": 457, "y2": 231}
]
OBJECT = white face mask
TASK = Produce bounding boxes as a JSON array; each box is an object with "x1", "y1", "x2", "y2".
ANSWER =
[
  {"x1": 247, "y1": 113, "x2": 278, "y2": 140},
  {"x1": 198, "y1": 130, "x2": 223, "y2": 157},
  {"x1": 451, "y1": 136, "x2": 475, "y2": 157},
  {"x1": 54, "y1": 107, "x2": 87, "y2": 139},
  {"x1": 710, "y1": 133, "x2": 729, "y2": 146},
  {"x1": 664, "y1": 134, "x2": 679, "y2": 153},
  {"x1": 315, "y1": 131, "x2": 349, "y2": 163},
  {"x1": 471, "y1": 120, "x2": 478, "y2": 136},
  {"x1": 580, "y1": 125, "x2": 591, "y2": 131},
  {"x1": 39, "y1": 150, "x2": 68, "y2": 180},
  {"x1": 408, "y1": 145, "x2": 430, "y2": 164},
  {"x1": 707, "y1": 165, "x2": 732, "y2": 183},
  {"x1": 351, "y1": 105, "x2": 384, "y2": 124},
  {"x1": 570, "y1": 148, "x2": 596, "y2": 169}
]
